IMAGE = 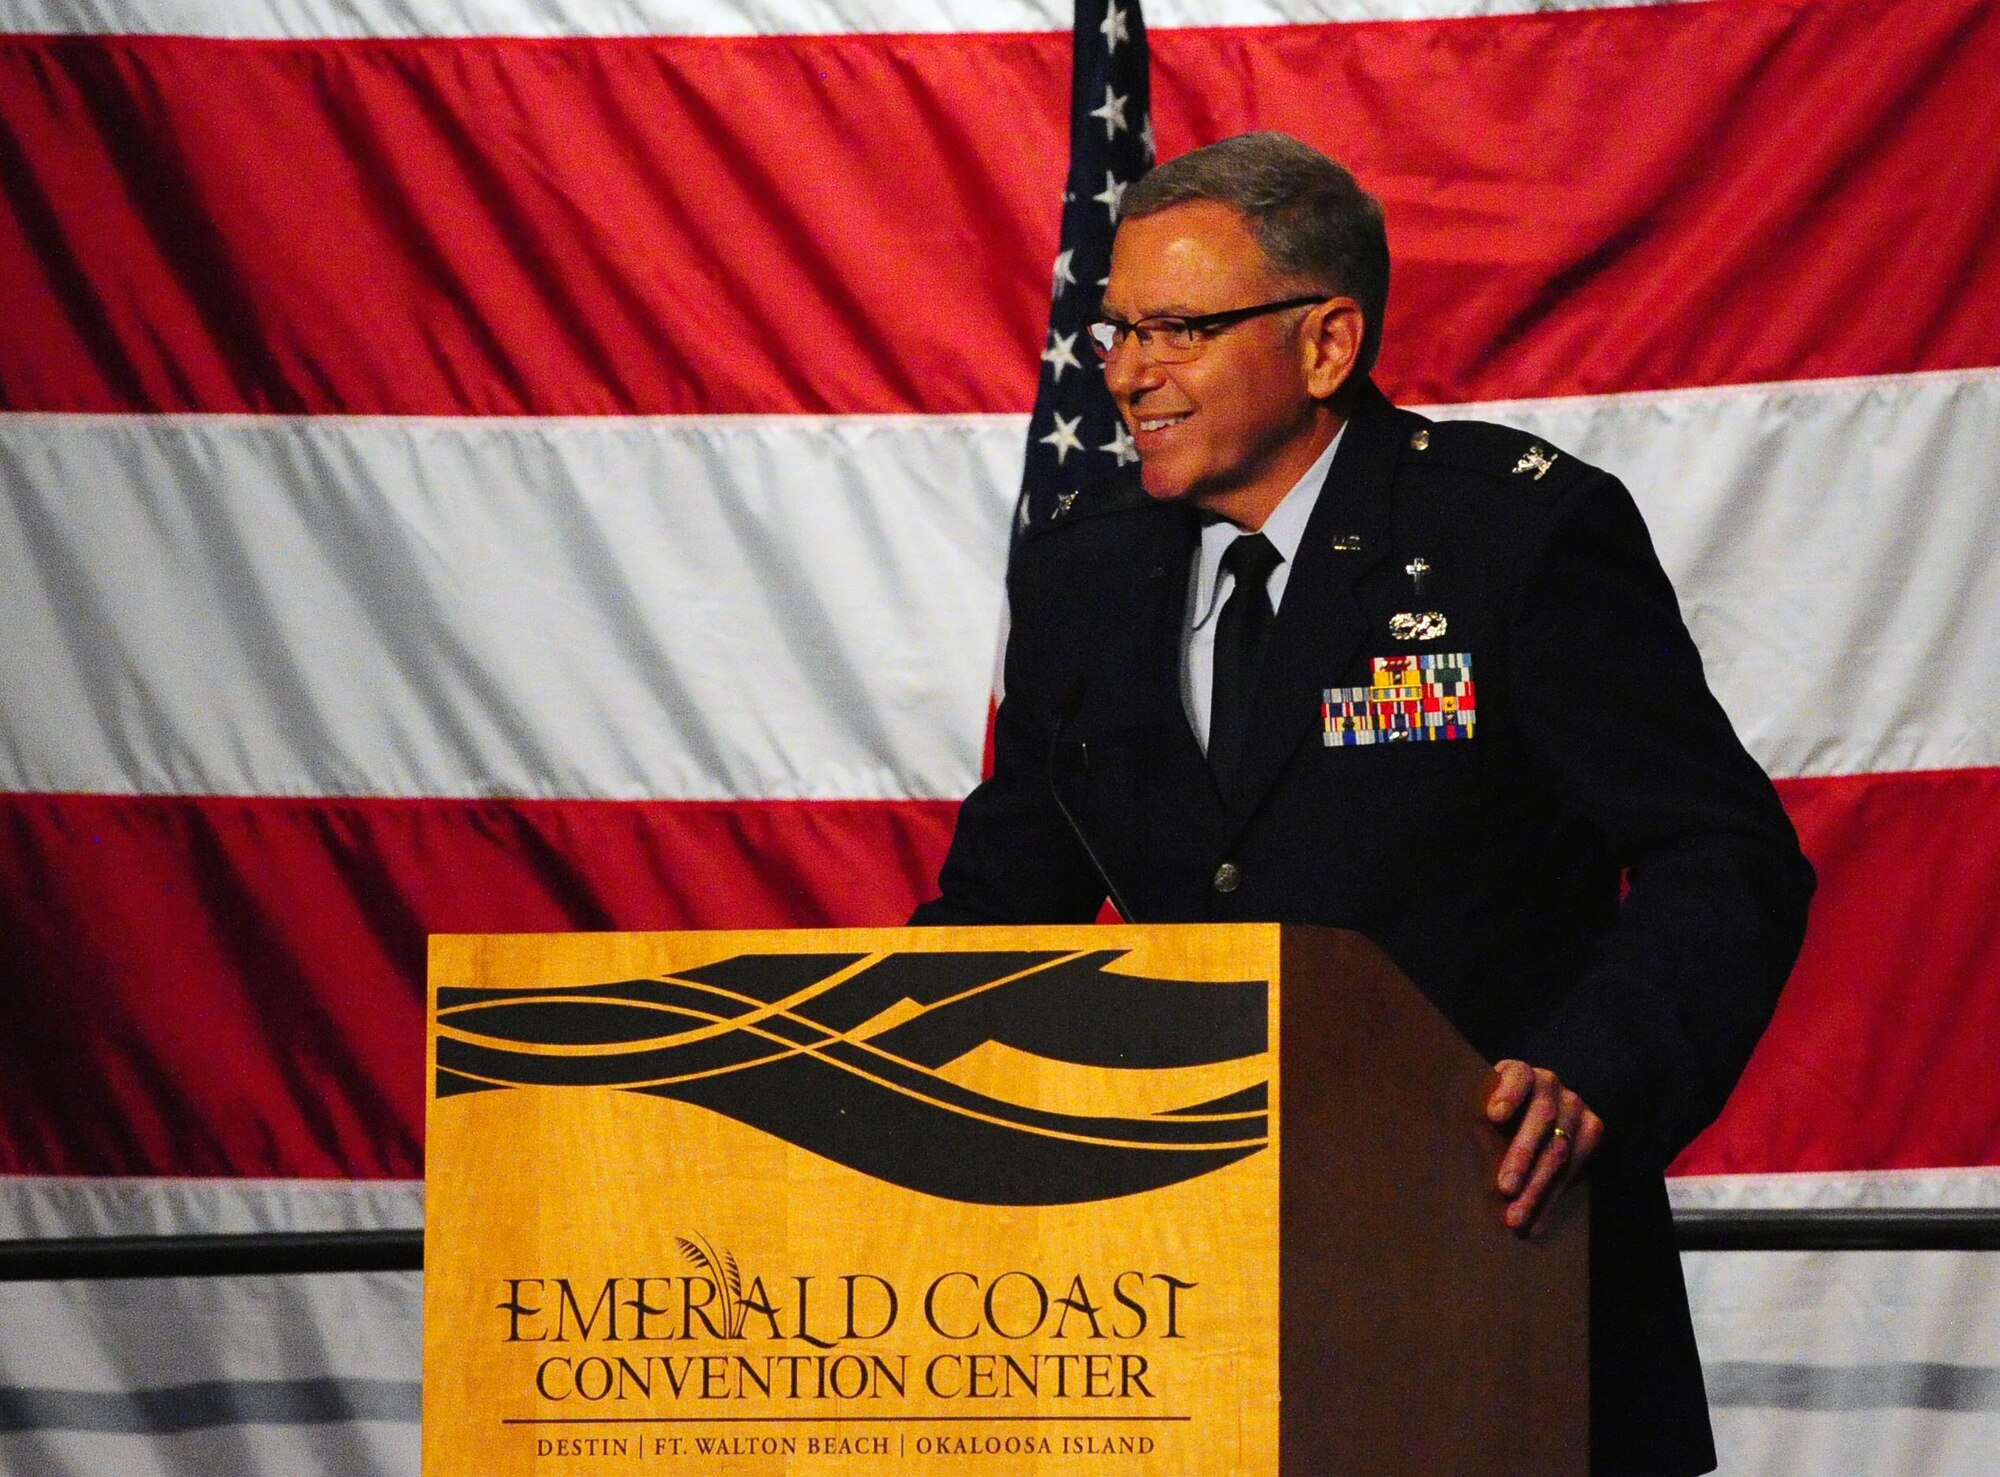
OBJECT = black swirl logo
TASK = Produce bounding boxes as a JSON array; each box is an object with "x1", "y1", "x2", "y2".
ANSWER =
[{"x1": 435, "y1": 949, "x2": 1267, "y2": 1206}]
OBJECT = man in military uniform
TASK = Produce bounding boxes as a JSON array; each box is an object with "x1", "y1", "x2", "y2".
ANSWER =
[{"x1": 913, "y1": 132, "x2": 1813, "y2": 1474}]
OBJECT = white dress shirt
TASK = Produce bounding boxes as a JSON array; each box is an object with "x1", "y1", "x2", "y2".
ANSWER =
[{"x1": 1181, "y1": 426, "x2": 1346, "y2": 753}]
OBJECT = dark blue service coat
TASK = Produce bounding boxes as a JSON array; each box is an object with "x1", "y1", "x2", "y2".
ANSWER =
[{"x1": 915, "y1": 378, "x2": 1814, "y2": 1476}]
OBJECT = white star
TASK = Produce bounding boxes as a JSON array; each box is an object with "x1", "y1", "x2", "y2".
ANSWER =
[
  {"x1": 1141, "y1": 114, "x2": 1156, "y2": 164},
  {"x1": 1093, "y1": 170, "x2": 1127, "y2": 222},
  {"x1": 1040, "y1": 412, "x2": 1085, "y2": 464},
  {"x1": 1101, "y1": 421, "x2": 1139, "y2": 465},
  {"x1": 1099, "y1": 1, "x2": 1129, "y2": 55},
  {"x1": 1051, "y1": 247, "x2": 1076, "y2": 300},
  {"x1": 1041, "y1": 329, "x2": 1082, "y2": 382},
  {"x1": 1089, "y1": 86, "x2": 1128, "y2": 141}
]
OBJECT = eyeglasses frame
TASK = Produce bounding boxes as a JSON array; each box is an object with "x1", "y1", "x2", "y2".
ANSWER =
[{"x1": 1085, "y1": 294, "x2": 1332, "y2": 363}]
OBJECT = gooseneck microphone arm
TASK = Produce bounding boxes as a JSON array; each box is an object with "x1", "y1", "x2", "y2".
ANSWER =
[{"x1": 1047, "y1": 701, "x2": 1139, "y2": 925}]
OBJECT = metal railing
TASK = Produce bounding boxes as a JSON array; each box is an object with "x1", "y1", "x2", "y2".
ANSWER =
[
  {"x1": 1, "y1": 1210, "x2": 1996, "y2": 1282},
  {"x1": 1671, "y1": 1207, "x2": 2000, "y2": 1252}
]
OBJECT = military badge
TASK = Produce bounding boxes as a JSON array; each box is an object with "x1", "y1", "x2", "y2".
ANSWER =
[
  {"x1": 1389, "y1": 611, "x2": 1448, "y2": 641},
  {"x1": 1323, "y1": 653, "x2": 1476, "y2": 746},
  {"x1": 1512, "y1": 444, "x2": 1557, "y2": 480}
]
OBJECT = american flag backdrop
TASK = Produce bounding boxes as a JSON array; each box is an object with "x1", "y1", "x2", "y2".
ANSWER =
[
  {"x1": 2, "y1": 0, "x2": 1998, "y2": 1471},
  {"x1": 1018, "y1": 0, "x2": 1149, "y2": 532}
]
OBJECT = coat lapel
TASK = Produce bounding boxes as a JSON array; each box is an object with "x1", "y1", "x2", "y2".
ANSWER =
[
  {"x1": 1223, "y1": 381, "x2": 1412, "y2": 829},
  {"x1": 1124, "y1": 506, "x2": 1220, "y2": 819},
  {"x1": 1067, "y1": 497, "x2": 1217, "y2": 814}
]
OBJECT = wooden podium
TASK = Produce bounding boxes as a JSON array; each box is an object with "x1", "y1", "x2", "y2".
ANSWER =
[{"x1": 424, "y1": 925, "x2": 1586, "y2": 1474}]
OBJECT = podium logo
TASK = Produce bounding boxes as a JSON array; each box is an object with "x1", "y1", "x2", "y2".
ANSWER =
[
  {"x1": 434, "y1": 949, "x2": 1267, "y2": 1205},
  {"x1": 673, "y1": 1234, "x2": 754, "y2": 1340}
]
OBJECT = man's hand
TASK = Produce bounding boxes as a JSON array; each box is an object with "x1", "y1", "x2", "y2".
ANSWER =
[{"x1": 1485, "y1": 1060, "x2": 1604, "y2": 1236}]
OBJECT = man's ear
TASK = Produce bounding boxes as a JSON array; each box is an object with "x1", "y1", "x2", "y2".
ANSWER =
[{"x1": 1303, "y1": 298, "x2": 1365, "y2": 401}]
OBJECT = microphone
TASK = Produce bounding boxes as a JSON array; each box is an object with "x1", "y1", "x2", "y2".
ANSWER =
[{"x1": 1047, "y1": 697, "x2": 1140, "y2": 925}]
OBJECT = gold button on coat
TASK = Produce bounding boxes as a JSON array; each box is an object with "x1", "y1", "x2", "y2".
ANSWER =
[{"x1": 1212, "y1": 861, "x2": 1241, "y2": 894}]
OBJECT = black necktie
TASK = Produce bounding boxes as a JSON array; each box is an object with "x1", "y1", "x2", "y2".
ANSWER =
[{"x1": 1208, "y1": 532, "x2": 1283, "y2": 793}]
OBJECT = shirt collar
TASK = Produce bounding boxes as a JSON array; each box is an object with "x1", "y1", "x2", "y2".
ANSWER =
[{"x1": 1190, "y1": 423, "x2": 1345, "y2": 625}]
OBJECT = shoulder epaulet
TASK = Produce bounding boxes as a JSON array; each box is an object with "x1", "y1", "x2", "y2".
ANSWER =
[
  {"x1": 1402, "y1": 416, "x2": 1588, "y2": 491},
  {"x1": 1022, "y1": 466, "x2": 1150, "y2": 539}
]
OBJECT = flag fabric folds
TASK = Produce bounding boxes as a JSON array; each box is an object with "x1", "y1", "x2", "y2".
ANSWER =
[{"x1": 2, "y1": 1, "x2": 1999, "y2": 1471}]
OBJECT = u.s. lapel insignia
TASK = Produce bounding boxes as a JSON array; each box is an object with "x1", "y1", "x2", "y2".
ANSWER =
[
  {"x1": 1512, "y1": 444, "x2": 1557, "y2": 480},
  {"x1": 1389, "y1": 611, "x2": 1448, "y2": 641},
  {"x1": 1053, "y1": 490, "x2": 1081, "y2": 518}
]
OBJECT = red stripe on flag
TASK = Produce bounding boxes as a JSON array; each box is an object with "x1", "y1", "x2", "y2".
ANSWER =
[
  {"x1": 2, "y1": 0, "x2": 1995, "y2": 415},
  {"x1": 0, "y1": 792, "x2": 957, "y2": 1178},
  {"x1": 2, "y1": 770, "x2": 1996, "y2": 1179},
  {"x1": 1175, "y1": 0, "x2": 2000, "y2": 406},
  {"x1": 1675, "y1": 765, "x2": 2000, "y2": 1176}
]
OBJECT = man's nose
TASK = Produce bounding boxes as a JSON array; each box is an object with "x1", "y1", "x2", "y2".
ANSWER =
[{"x1": 1101, "y1": 338, "x2": 1165, "y2": 400}]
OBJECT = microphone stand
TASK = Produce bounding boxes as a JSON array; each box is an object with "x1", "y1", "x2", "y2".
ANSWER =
[{"x1": 1048, "y1": 704, "x2": 1139, "y2": 924}]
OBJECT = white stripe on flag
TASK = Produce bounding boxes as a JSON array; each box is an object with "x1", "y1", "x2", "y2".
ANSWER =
[
  {"x1": 1670, "y1": 1168, "x2": 2000, "y2": 1214},
  {"x1": 1, "y1": 412, "x2": 1020, "y2": 801},
  {"x1": 1689, "y1": 1244, "x2": 2000, "y2": 1473},
  {"x1": 0, "y1": 0, "x2": 1720, "y2": 40},
  {"x1": 0, "y1": 1176, "x2": 425, "y2": 1239},
  {"x1": 1427, "y1": 366, "x2": 2000, "y2": 781},
  {"x1": 5, "y1": 367, "x2": 1996, "y2": 800}
]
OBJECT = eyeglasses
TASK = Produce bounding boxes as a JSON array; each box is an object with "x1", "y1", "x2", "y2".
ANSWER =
[{"x1": 1085, "y1": 295, "x2": 1329, "y2": 364}]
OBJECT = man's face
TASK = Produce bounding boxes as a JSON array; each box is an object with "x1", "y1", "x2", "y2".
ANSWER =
[{"x1": 1099, "y1": 201, "x2": 1337, "y2": 524}]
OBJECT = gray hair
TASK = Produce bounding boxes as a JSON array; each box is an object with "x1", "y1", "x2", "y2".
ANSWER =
[{"x1": 1121, "y1": 132, "x2": 1390, "y2": 375}]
